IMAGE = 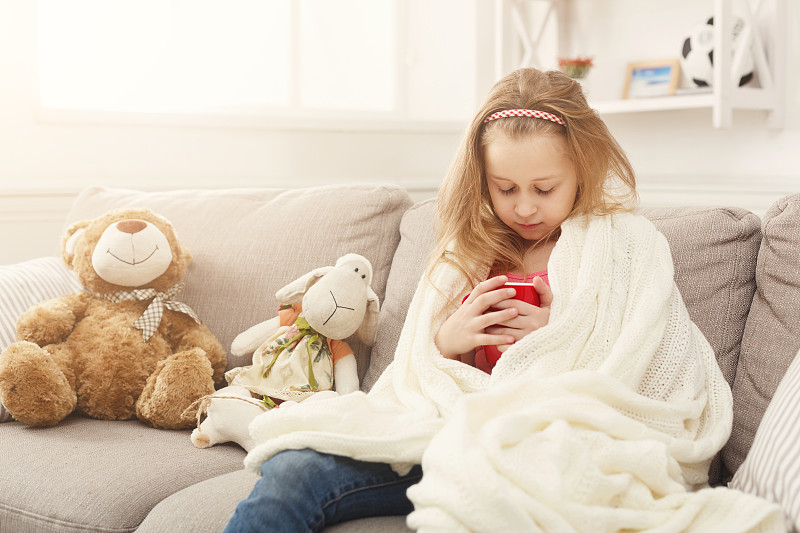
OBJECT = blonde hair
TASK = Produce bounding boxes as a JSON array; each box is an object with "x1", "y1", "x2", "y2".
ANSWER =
[{"x1": 430, "y1": 67, "x2": 637, "y2": 285}]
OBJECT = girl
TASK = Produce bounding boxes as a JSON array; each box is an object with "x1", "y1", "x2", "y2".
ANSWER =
[
  {"x1": 433, "y1": 68, "x2": 634, "y2": 370},
  {"x1": 224, "y1": 69, "x2": 778, "y2": 532}
]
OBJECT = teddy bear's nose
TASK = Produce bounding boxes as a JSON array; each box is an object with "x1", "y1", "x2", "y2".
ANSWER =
[{"x1": 116, "y1": 219, "x2": 147, "y2": 234}]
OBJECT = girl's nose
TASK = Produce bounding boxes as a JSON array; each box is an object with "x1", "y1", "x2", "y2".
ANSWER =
[{"x1": 515, "y1": 197, "x2": 538, "y2": 218}]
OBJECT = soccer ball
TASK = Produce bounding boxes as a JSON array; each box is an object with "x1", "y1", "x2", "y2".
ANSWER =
[{"x1": 680, "y1": 16, "x2": 754, "y2": 87}]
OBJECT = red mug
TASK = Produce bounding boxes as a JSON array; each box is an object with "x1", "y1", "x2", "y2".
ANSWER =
[
  {"x1": 462, "y1": 282, "x2": 540, "y2": 366},
  {"x1": 484, "y1": 282, "x2": 539, "y2": 365}
]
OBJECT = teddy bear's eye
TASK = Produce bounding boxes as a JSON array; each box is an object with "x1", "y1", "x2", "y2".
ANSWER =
[
  {"x1": 361, "y1": 274, "x2": 366, "y2": 279},
  {"x1": 354, "y1": 268, "x2": 359, "y2": 272}
]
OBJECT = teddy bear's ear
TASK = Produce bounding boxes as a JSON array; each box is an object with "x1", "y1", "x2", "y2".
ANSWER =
[
  {"x1": 61, "y1": 220, "x2": 92, "y2": 269},
  {"x1": 275, "y1": 266, "x2": 334, "y2": 304},
  {"x1": 355, "y1": 287, "x2": 380, "y2": 346}
]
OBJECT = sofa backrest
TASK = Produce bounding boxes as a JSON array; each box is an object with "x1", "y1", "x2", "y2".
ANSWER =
[
  {"x1": 65, "y1": 185, "x2": 413, "y2": 375},
  {"x1": 725, "y1": 193, "x2": 800, "y2": 477}
]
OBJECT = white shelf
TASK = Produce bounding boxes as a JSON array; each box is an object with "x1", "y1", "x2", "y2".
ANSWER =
[
  {"x1": 592, "y1": 94, "x2": 715, "y2": 114},
  {"x1": 494, "y1": 0, "x2": 787, "y2": 129},
  {"x1": 592, "y1": 85, "x2": 781, "y2": 117}
]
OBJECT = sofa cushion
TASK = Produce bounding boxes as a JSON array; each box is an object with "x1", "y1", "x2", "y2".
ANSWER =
[
  {"x1": 724, "y1": 193, "x2": 800, "y2": 477},
  {"x1": 730, "y1": 348, "x2": 800, "y2": 532},
  {"x1": 366, "y1": 201, "x2": 760, "y2": 399},
  {"x1": 136, "y1": 469, "x2": 258, "y2": 533},
  {"x1": 0, "y1": 416, "x2": 245, "y2": 533},
  {"x1": 364, "y1": 199, "x2": 437, "y2": 390},
  {"x1": 640, "y1": 206, "x2": 761, "y2": 389},
  {"x1": 0, "y1": 257, "x2": 83, "y2": 422},
  {"x1": 65, "y1": 185, "x2": 413, "y2": 375},
  {"x1": 136, "y1": 468, "x2": 411, "y2": 532},
  {"x1": 325, "y1": 516, "x2": 411, "y2": 532}
]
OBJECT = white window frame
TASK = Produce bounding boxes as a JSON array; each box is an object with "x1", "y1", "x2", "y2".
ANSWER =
[{"x1": 36, "y1": 0, "x2": 469, "y2": 132}]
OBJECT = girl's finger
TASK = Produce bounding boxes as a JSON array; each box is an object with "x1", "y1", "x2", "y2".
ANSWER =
[
  {"x1": 486, "y1": 325, "x2": 526, "y2": 341},
  {"x1": 479, "y1": 307, "x2": 517, "y2": 329},
  {"x1": 463, "y1": 275, "x2": 508, "y2": 304},
  {"x1": 533, "y1": 276, "x2": 553, "y2": 308},
  {"x1": 477, "y1": 333, "x2": 516, "y2": 348},
  {"x1": 490, "y1": 299, "x2": 538, "y2": 314}
]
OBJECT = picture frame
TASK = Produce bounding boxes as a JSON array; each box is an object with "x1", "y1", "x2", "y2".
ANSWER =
[{"x1": 623, "y1": 59, "x2": 681, "y2": 99}]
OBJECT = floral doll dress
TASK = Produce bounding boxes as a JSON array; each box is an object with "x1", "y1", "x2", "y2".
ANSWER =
[{"x1": 226, "y1": 304, "x2": 353, "y2": 404}]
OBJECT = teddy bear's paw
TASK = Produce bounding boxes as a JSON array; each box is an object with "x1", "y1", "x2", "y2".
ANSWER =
[
  {"x1": 16, "y1": 300, "x2": 75, "y2": 347},
  {"x1": 136, "y1": 348, "x2": 215, "y2": 430},
  {"x1": 0, "y1": 341, "x2": 76, "y2": 426}
]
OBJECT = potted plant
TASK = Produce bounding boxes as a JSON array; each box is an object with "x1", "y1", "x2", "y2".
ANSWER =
[{"x1": 558, "y1": 56, "x2": 594, "y2": 79}]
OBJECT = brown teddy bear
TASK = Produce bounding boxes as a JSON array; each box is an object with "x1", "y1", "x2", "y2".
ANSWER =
[{"x1": 0, "y1": 208, "x2": 226, "y2": 429}]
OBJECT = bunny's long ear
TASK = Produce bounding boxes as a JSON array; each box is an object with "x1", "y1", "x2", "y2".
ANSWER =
[
  {"x1": 355, "y1": 287, "x2": 380, "y2": 346},
  {"x1": 275, "y1": 265, "x2": 334, "y2": 304}
]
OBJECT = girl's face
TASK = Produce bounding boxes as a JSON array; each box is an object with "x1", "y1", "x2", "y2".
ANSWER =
[{"x1": 484, "y1": 132, "x2": 578, "y2": 243}]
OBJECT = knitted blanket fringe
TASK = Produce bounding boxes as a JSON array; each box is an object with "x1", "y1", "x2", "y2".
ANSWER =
[{"x1": 244, "y1": 213, "x2": 783, "y2": 532}]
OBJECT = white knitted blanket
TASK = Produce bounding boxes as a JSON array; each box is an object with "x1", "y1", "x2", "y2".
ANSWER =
[{"x1": 244, "y1": 213, "x2": 783, "y2": 532}]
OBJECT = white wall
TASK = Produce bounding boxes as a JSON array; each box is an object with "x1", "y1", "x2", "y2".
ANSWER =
[{"x1": 1, "y1": 0, "x2": 799, "y2": 265}]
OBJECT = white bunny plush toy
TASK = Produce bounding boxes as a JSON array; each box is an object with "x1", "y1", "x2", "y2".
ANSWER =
[{"x1": 190, "y1": 253, "x2": 380, "y2": 451}]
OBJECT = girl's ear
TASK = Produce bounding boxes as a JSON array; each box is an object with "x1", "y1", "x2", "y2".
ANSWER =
[
  {"x1": 355, "y1": 287, "x2": 380, "y2": 346},
  {"x1": 61, "y1": 220, "x2": 92, "y2": 269},
  {"x1": 275, "y1": 266, "x2": 334, "y2": 304}
]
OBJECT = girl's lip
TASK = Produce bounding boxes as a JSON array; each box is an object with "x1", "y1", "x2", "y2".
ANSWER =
[{"x1": 517, "y1": 223, "x2": 539, "y2": 230}]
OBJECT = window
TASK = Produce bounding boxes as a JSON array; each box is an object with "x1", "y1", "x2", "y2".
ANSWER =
[{"x1": 37, "y1": 0, "x2": 477, "y2": 126}]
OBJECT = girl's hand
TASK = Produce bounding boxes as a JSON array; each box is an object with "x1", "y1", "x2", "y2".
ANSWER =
[
  {"x1": 435, "y1": 275, "x2": 519, "y2": 359},
  {"x1": 485, "y1": 276, "x2": 552, "y2": 353}
]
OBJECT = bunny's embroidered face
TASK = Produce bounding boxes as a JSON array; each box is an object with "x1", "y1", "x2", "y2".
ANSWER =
[
  {"x1": 302, "y1": 261, "x2": 371, "y2": 340},
  {"x1": 275, "y1": 253, "x2": 379, "y2": 345},
  {"x1": 91, "y1": 219, "x2": 174, "y2": 286}
]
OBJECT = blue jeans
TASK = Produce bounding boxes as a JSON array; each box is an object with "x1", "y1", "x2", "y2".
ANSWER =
[{"x1": 223, "y1": 449, "x2": 422, "y2": 533}]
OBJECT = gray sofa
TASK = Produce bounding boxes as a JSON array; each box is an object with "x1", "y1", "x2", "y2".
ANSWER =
[{"x1": 1, "y1": 184, "x2": 799, "y2": 532}]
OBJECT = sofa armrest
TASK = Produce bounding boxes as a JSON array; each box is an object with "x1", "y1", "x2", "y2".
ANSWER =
[{"x1": 0, "y1": 256, "x2": 82, "y2": 422}]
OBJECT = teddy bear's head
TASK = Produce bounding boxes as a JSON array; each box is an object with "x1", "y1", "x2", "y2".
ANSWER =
[{"x1": 61, "y1": 208, "x2": 191, "y2": 293}]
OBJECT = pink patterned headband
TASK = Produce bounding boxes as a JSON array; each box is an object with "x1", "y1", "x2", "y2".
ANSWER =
[{"x1": 483, "y1": 109, "x2": 565, "y2": 126}]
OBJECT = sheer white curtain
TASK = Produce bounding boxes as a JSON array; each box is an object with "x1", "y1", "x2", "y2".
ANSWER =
[
  {"x1": 37, "y1": 0, "x2": 476, "y2": 123},
  {"x1": 38, "y1": 0, "x2": 396, "y2": 116}
]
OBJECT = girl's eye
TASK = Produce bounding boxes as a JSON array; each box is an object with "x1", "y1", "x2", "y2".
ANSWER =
[
  {"x1": 499, "y1": 187, "x2": 516, "y2": 196},
  {"x1": 536, "y1": 187, "x2": 554, "y2": 196}
]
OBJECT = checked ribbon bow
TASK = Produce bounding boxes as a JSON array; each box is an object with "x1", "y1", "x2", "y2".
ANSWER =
[{"x1": 99, "y1": 283, "x2": 200, "y2": 341}]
